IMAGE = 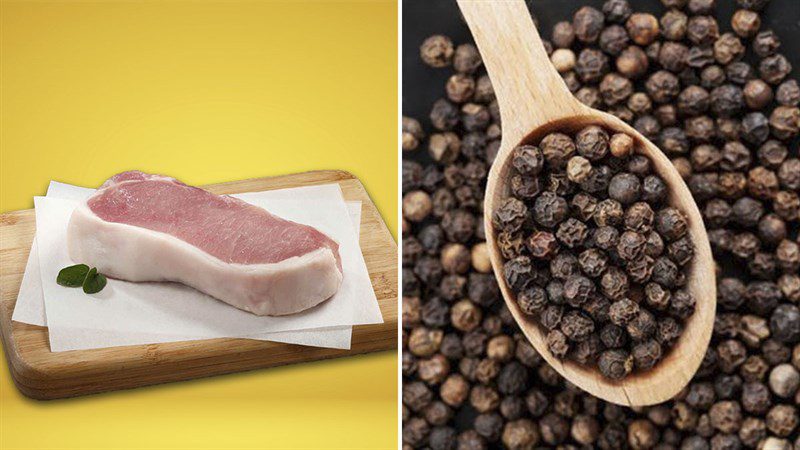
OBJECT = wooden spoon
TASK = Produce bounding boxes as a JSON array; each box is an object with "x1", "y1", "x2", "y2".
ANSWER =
[{"x1": 458, "y1": 0, "x2": 716, "y2": 406}]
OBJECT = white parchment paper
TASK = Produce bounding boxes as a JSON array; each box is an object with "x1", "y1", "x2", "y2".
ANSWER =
[
  {"x1": 22, "y1": 182, "x2": 382, "y2": 351},
  {"x1": 12, "y1": 195, "x2": 361, "y2": 350},
  {"x1": 14, "y1": 182, "x2": 361, "y2": 327}
]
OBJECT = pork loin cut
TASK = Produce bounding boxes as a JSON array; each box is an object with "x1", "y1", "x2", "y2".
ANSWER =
[{"x1": 66, "y1": 171, "x2": 343, "y2": 316}]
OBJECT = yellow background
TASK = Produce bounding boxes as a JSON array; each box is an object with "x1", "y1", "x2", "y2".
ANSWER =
[{"x1": 0, "y1": 1, "x2": 398, "y2": 448}]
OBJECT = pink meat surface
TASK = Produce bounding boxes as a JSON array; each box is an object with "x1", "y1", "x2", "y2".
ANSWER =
[
  {"x1": 89, "y1": 174, "x2": 341, "y2": 268},
  {"x1": 67, "y1": 171, "x2": 343, "y2": 315}
]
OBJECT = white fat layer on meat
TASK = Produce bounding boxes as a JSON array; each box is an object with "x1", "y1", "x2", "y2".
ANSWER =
[{"x1": 67, "y1": 195, "x2": 343, "y2": 316}]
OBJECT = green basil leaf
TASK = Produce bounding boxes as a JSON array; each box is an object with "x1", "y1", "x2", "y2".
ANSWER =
[
  {"x1": 82, "y1": 267, "x2": 107, "y2": 294},
  {"x1": 57, "y1": 264, "x2": 90, "y2": 287}
]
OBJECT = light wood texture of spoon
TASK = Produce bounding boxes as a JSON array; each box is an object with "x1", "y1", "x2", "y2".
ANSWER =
[{"x1": 458, "y1": 0, "x2": 716, "y2": 406}]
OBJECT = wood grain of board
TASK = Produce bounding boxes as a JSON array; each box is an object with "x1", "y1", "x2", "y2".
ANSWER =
[{"x1": 0, "y1": 170, "x2": 397, "y2": 400}]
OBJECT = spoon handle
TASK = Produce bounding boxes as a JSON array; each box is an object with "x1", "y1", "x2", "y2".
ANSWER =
[{"x1": 457, "y1": 0, "x2": 582, "y2": 144}]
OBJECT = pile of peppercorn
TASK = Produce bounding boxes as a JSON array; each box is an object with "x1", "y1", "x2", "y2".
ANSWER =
[
  {"x1": 494, "y1": 126, "x2": 695, "y2": 380},
  {"x1": 403, "y1": 0, "x2": 800, "y2": 448}
]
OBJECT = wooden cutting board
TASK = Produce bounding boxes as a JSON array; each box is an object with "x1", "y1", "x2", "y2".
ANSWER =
[{"x1": 0, "y1": 170, "x2": 397, "y2": 400}]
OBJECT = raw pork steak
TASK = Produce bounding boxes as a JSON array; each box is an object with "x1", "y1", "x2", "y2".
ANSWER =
[{"x1": 67, "y1": 171, "x2": 343, "y2": 316}]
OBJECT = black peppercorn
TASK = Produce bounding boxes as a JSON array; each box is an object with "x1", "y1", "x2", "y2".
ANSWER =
[
  {"x1": 538, "y1": 305, "x2": 564, "y2": 332},
  {"x1": 473, "y1": 412, "x2": 503, "y2": 441},
  {"x1": 657, "y1": 317, "x2": 682, "y2": 347},
  {"x1": 687, "y1": 15, "x2": 719, "y2": 45},
  {"x1": 667, "y1": 236, "x2": 694, "y2": 266},
  {"x1": 403, "y1": 417, "x2": 430, "y2": 446},
  {"x1": 644, "y1": 231, "x2": 665, "y2": 258},
  {"x1": 660, "y1": 9, "x2": 688, "y2": 41},
  {"x1": 461, "y1": 103, "x2": 490, "y2": 132},
  {"x1": 670, "y1": 289, "x2": 696, "y2": 319},
  {"x1": 575, "y1": 90, "x2": 603, "y2": 108},
  {"x1": 559, "y1": 310, "x2": 595, "y2": 342},
  {"x1": 616, "y1": 45, "x2": 649, "y2": 79},
  {"x1": 655, "y1": 207, "x2": 688, "y2": 241},
  {"x1": 453, "y1": 44, "x2": 482, "y2": 74},
  {"x1": 473, "y1": 75, "x2": 495, "y2": 104},
  {"x1": 659, "y1": 41, "x2": 689, "y2": 73},
  {"x1": 511, "y1": 145, "x2": 543, "y2": 176},
  {"x1": 517, "y1": 285, "x2": 548, "y2": 316},
  {"x1": 492, "y1": 198, "x2": 527, "y2": 233},
  {"x1": 562, "y1": 274, "x2": 595, "y2": 308},
  {"x1": 759, "y1": 54, "x2": 792, "y2": 85},
  {"x1": 645, "y1": 282, "x2": 671, "y2": 311},
  {"x1": 769, "y1": 105, "x2": 800, "y2": 140},
  {"x1": 627, "y1": 309, "x2": 658, "y2": 342},
  {"x1": 573, "y1": 6, "x2": 605, "y2": 43},
  {"x1": 659, "y1": 127, "x2": 690, "y2": 156},
  {"x1": 777, "y1": 158, "x2": 800, "y2": 190},
  {"x1": 714, "y1": 33, "x2": 745, "y2": 65},
  {"x1": 503, "y1": 256, "x2": 533, "y2": 292},
  {"x1": 592, "y1": 226, "x2": 620, "y2": 252},
  {"x1": 430, "y1": 98, "x2": 459, "y2": 131},
  {"x1": 710, "y1": 84, "x2": 745, "y2": 117},
  {"x1": 700, "y1": 65, "x2": 726, "y2": 89},
  {"x1": 445, "y1": 74, "x2": 475, "y2": 104},
  {"x1": 524, "y1": 231, "x2": 556, "y2": 261},
  {"x1": 579, "y1": 248, "x2": 609, "y2": 278},
  {"x1": 576, "y1": 48, "x2": 610, "y2": 84},
  {"x1": 598, "y1": 324, "x2": 626, "y2": 349},
  {"x1": 509, "y1": 175, "x2": 540, "y2": 200},
  {"x1": 598, "y1": 349, "x2": 634, "y2": 380},
  {"x1": 685, "y1": 115, "x2": 716, "y2": 142},
  {"x1": 599, "y1": 25, "x2": 630, "y2": 56},
  {"x1": 532, "y1": 192, "x2": 569, "y2": 228},
  {"x1": 442, "y1": 209, "x2": 476, "y2": 243},
  {"x1": 770, "y1": 304, "x2": 800, "y2": 344},
  {"x1": 775, "y1": 79, "x2": 799, "y2": 106},
  {"x1": 647, "y1": 71, "x2": 681, "y2": 105},
  {"x1": 403, "y1": 117, "x2": 426, "y2": 152},
  {"x1": 575, "y1": 126, "x2": 609, "y2": 161},
  {"x1": 632, "y1": 340, "x2": 663, "y2": 370},
  {"x1": 579, "y1": 164, "x2": 613, "y2": 194},
  {"x1": 421, "y1": 35, "x2": 454, "y2": 68},
  {"x1": 608, "y1": 173, "x2": 642, "y2": 205},
  {"x1": 551, "y1": 21, "x2": 575, "y2": 49},
  {"x1": 601, "y1": 266, "x2": 630, "y2": 301},
  {"x1": 604, "y1": 0, "x2": 633, "y2": 23},
  {"x1": 726, "y1": 62, "x2": 756, "y2": 86},
  {"x1": 731, "y1": 9, "x2": 761, "y2": 38},
  {"x1": 626, "y1": 13, "x2": 660, "y2": 46},
  {"x1": 652, "y1": 257, "x2": 684, "y2": 288},
  {"x1": 678, "y1": 85, "x2": 710, "y2": 116},
  {"x1": 617, "y1": 230, "x2": 647, "y2": 261}
]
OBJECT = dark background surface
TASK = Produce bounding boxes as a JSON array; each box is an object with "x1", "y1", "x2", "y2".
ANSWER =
[{"x1": 402, "y1": 0, "x2": 800, "y2": 135}]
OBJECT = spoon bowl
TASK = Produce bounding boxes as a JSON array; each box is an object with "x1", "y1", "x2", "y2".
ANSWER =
[{"x1": 459, "y1": 0, "x2": 716, "y2": 406}]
